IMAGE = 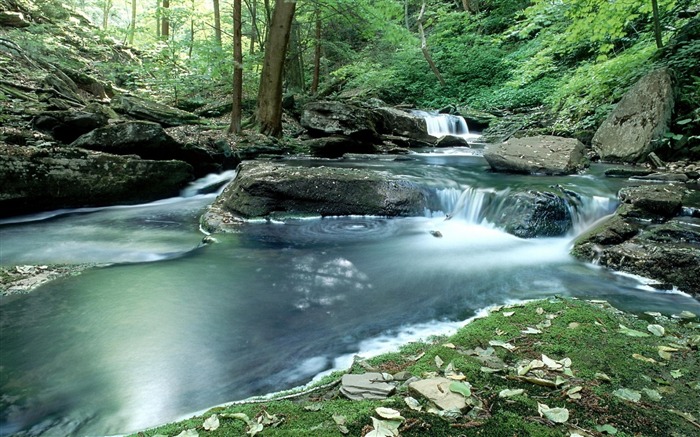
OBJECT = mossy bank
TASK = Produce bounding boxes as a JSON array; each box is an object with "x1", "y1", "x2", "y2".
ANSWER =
[{"x1": 132, "y1": 298, "x2": 700, "y2": 437}]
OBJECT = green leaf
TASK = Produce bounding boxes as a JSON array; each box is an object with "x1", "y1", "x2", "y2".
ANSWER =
[
  {"x1": 618, "y1": 324, "x2": 650, "y2": 337},
  {"x1": 449, "y1": 381, "x2": 472, "y2": 398},
  {"x1": 670, "y1": 369, "x2": 684, "y2": 379},
  {"x1": 537, "y1": 402, "x2": 569, "y2": 423},
  {"x1": 613, "y1": 388, "x2": 641, "y2": 403},
  {"x1": 677, "y1": 118, "x2": 693, "y2": 125},
  {"x1": 643, "y1": 388, "x2": 663, "y2": 401},
  {"x1": 596, "y1": 424, "x2": 618, "y2": 434},
  {"x1": 647, "y1": 324, "x2": 665, "y2": 336},
  {"x1": 499, "y1": 388, "x2": 524, "y2": 398}
]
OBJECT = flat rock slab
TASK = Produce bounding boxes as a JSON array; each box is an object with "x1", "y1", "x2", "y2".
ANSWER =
[
  {"x1": 340, "y1": 373, "x2": 395, "y2": 400},
  {"x1": 408, "y1": 377, "x2": 467, "y2": 411},
  {"x1": 618, "y1": 184, "x2": 686, "y2": 217},
  {"x1": 484, "y1": 135, "x2": 587, "y2": 175}
]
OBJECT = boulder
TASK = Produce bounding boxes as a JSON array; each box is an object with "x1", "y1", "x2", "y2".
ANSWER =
[
  {"x1": 340, "y1": 373, "x2": 396, "y2": 400},
  {"x1": 70, "y1": 121, "x2": 182, "y2": 160},
  {"x1": 485, "y1": 190, "x2": 573, "y2": 238},
  {"x1": 304, "y1": 136, "x2": 378, "y2": 158},
  {"x1": 618, "y1": 184, "x2": 686, "y2": 218},
  {"x1": 372, "y1": 107, "x2": 434, "y2": 143},
  {"x1": 0, "y1": 144, "x2": 193, "y2": 217},
  {"x1": 0, "y1": 11, "x2": 30, "y2": 27},
  {"x1": 205, "y1": 161, "x2": 432, "y2": 223},
  {"x1": 301, "y1": 101, "x2": 380, "y2": 141},
  {"x1": 112, "y1": 95, "x2": 202, "y2": 127},
  {"x1": 592, "y1": 68, "x2": 674, "y2": 162},
  {"x1": 32, "y1": 109, "x2": 109, "y2": 143},
  {"x1": 484, "y1": 135, "x2": 587, "y2": 175},
  {"x1": 408, "y1": 377, "x2": 468, "y2": 411},
  {"x1": 435, "y1": 135, "x2": 470, "y2": 148}
]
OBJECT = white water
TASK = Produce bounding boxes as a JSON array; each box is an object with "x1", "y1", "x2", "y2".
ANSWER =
[{"x1": 412, "y1": 110, "x2": 482, "y2": 140}]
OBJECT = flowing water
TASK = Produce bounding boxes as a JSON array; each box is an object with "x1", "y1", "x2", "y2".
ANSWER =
[{"x1": 1, "y1": 150, "x2": 699, "y2": 437}]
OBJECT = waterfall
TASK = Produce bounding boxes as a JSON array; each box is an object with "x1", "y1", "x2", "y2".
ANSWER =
[
  {"x1": 180, "y1": 170, "x2": 237, "y2": 197},
  {"x1": 412, "y1": 110, "x2": 475, "y2": 138}
]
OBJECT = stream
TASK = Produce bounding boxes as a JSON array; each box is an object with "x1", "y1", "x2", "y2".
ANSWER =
[{"x1": 2, "y1": 140, "x2": 700, "y2": 436}]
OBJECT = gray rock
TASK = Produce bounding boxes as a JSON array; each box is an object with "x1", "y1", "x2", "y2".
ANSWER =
[
  {"x1": 592, "y1": 68, "x2": 674, "y2": 162},
  {"x1": 340, "y1": 373, "x2": 395, "y2": 400},
  {"x1": 618, "y1": 184, "x2": 686, "y2": 217},
  {"x1": 484, "y1": 135, "x2": 587, "y2": 175},
  {"x1": 206, "y1": 161, "x2": 432, "y2": 222},
  {"x1": 32, "y1": 109, "x2": 109, "y2": 143},
  {"x1": 0, "y1": 144, "x2": 193, "y2": 217},
  {"x1": 604, "y1": 167, "x2": 653, "y2": 178},
  {"x1": 303, "y1": 136, "x2": 378, "y2": 158},
  {"x1": 301, "y1": 101, "x2": 380, "y2": 141},
  {"x1": 408, "y1": 377, "x2": 468, "y2": 411},
  {"x1": 630, "y1": 172, "x2": 690, "y2": 183},
  {"x1": 485, "y1": 190, "x2": 573, "y2": 238},
  {"x1": 112, "y1": 95, "x2": 202, "y2": 127},
  {"x1": 372, "y1": 107, "x2": 434, "y2": 142},
  {"x1": 70, "y1": 121, "x2": 181, "y2": 160},
  {"x1": 435, "y1": 135, "x2": 470, "y2": 148}
]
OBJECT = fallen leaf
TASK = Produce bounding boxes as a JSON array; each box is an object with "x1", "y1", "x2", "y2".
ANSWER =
[
  {"x1": 434, "y1": 355, "x2": 444, "y2": 368},
  {"x1": 613, "y1": 388, "x2": 641, "y2": 403},
  {"x1": 670, "y1": 369, "x2": 683, "y2": 379},
  {"x1": 618, "y1": 324, "x2": 650, "y2": 337},
  {"x1": 555, "y1": 376, "x2": 568, "y2": 387},
  {"x1": 449, "y1": 381, "x2": 472, "y2": 398},
  {"x1": 333, "y1": 414, "x2": 349, "y2": 434},
  {"x1": 677, "y1": 311, "x2": 697, "y2": 319},
  {"x1": 658, "y1": 350, "x2": 672, "y2": 360},
  {"x1": 367, "y1": 417, "x2": 401, "y2": 437},
  {"x1": 542, "y1": 354, "x2": 563, "y2": 370},
  {"x1": 376, "y1": 407, "x2": 403, "y2": 421},
  {"x1": 536, "y1": 307, "x2": 545, "y2": 315},
  {"x1": 404, "y1": 396, "x2": 422, "y2": 411},
  {"x1": 498, "y1": 388, "x2": 524, "y2": 398},
  {"x1": 537, "y1": 319, "x2": 552, "y2": 329},
  {"x1": 537, "y1": 402, "x2": 569, "y2": 423},
  {"x1": 480, "y1": 366, "x2": 503, "y2": 373},
  {"x1": 632, "y1": 353, "x2": 657, "y2": 364},
  {"x1": 503, "y1": 311, "x2": 515, "y2": 317},
  {"x1": 175, "y1": 430, "x2": 199, "y2": 437},
  {"x1": 247, "y1": 422, "x2": 264, "y2": 436},
  {"x1": 203, "y1": 414, "x2": 220, "y2": 431},
  {"x1": 647, "y1": 324, "x2": 665, "y2": 337},
  {"x1": 642, "y1": 388, "x2": 663, "y2": 401},
  {"x1": 521, "y1": 327, "x2": 542, "y2": 334},
  {"x1": 595, "y1": 372, "x2": 612, "y2": 382},
  {"x1": 489, "y1": 340, "x2": 516, "y2": 351},
  {"x1": 568, "y1": 322, "x2": 580, "y2": 329},
  {"x1": 566, "y1": 386, "x2": 583, "y2": 396},
  {"x1": 658, "y1": 345, "x2": 680, "y2": 352},
  {"x1": 304, "y1": 403, "x2": 323, "y2": 411},
  {"x1": 442, "y1": 342, "x2": 456, "y2": 349},
  {"x1": 595, "y1": 424, "x2": 618, "y2": 434},
  {"x1": 495, "y1": 328, "x2": 506, "y2": 336}
]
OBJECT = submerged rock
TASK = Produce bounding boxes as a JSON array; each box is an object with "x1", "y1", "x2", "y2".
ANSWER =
[
  {"x1": 0, "y1": 143, "x2": 192, "y2": 216},
  {"x1": 203, "y1": 161, "x2": 432, "y2": 226},
  {"x1": 484, "y1": 135, "x2": 587, "y2": 175},
  {"x1": 486, "y1": 190, "x2": 573, "y2": 238},
  {"x1": 592, "y1": 68, "x2": 674, "y2": 163}
]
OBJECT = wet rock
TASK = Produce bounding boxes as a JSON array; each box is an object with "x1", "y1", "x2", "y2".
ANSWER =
[
  {"x1": 32, "y1": 109, "x2": 108, "y2": 143},
  {"x1": 604, "y1": 167, "x2": 653, "y2": 178},
  {"x1": 301, "y1": 101, "x2": 380, "y2": 141},
  {"x1": 485, "y1": 190, "x2": 573, "y2": 238},
  {"x1": 592, "y1": 68, "x2": 674, "y2": 162},
  {"x1": 618, "y1": 184, "x2": 686, "y2": 218},
  {"x1": 303, "y1": 136, "x2": 378, "y2": 158},
  {"x1": 205, "y1": 161, "x2": 433, "y2": 223},
  {"x1": 484, "y1": 135, "x2": 587, "y2": 175},
  {"x1": 435, "y1": 135, "x2": 470, "y2": 148},
  {"x1": 340, "y1": 373, "x2": 395, "y2": 400},
  {"x1": 70, "y1": 121, "x2": 182, "y2": 160},
  {"x1": 408, "y1": 377, "x2": 468, "y2": 411},
  {"x1": 630, "y1": 172, "x2": 690, "y2": 183},
  {"x1": 0, "y1": 143, "x2": 193, "y2": 216},
  {"x1": 372, "y1": 107, "x2": 434, "y2": 143}
]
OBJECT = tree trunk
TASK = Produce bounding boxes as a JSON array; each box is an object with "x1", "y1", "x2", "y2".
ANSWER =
[
  {"x1": 128, "y1": 0, "x2": 136, "y2": 44},
  {"x1": 417, "y1": 2, "x2": 445, "y2": 86},
  {"x1": 213, "y1": 0, "x2": 222, "y2": 46},
  {"x1": 229, "y1": 0, "x2": 243, "y2": 134},
  {"x1": 161, "y1": 0, "x2": 170, "y2": 40},
  {"x1": 102, "y1": 0, "x2": 112, "y2": 30},
  {"x1": 286, "y1": 19, "x2": 304, "y2": 92},
  {"x1": 156, "y1": 0, "x2": 161, "y2": 38},
  {"x1": 405, "y1": 0, "x2": 410, "y2": 30},
  {"x1": 250, "y1": 0, "x2": 257, "y2": 54},
  {"x1": 310, "y1": 5, "x2": 321, "y2": 94},
  {"x1": 651, "y1": 0, "x2": 663, "y2": 49},
  {"x1": 189, "y1": 0, "x2": 195, "y2": 58},
  {"x1": 461, "y1": 0, "x2": 479, "y2": 13},
  {"x1": 256, "y1": 0, "x2": 296, "y2": 137}
]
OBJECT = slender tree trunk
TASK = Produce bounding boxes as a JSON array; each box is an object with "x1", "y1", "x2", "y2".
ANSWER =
[
  {"x1": 213, "y1": 0, "x2": 222, "y2": 46},
  {"x1": 405, "y1": 0, "x2": 410, "y2": 30},
  {"x1": 102, "y1": 0, "x2": 112, "y2": 30},
  {"x1": 417, "y1": 1, "x2": 445, "y2": 86},
  {"x1": 156, "y1": 0, "x2": 161, "y2": 38},
  {"x1": 128, "y1": 0, "x2": 136, "y2": 44},
  {"x1": 461, "y1": 0, "x2": 479, "y2": 13},
  {"x1": 286, "y1": 20, "x2": 304, "y2": 92},
  {"x1": 161, "y1": 0, "x2": 170, "y2": 40},
  {"x1": 229, "y1": 0, "x2": 243, "y2": 134},
  {"x1": 651, "y1": 0, "x2": 663, "y2": 49},
  {"x1": 189, "y1": 0, "x2": 195, "y2": 58},
  {"x1": 256, "y1": 0, "x2": 296, "y2": 137},
  {"x1": 250, "y1": 0, "x2": 257, "y2": 54},
  {"x1": 310, "y1": 5, "x2": 321, "y2": 94}
]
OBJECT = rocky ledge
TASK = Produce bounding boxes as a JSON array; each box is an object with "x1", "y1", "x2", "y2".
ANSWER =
[
  {"x1": 484, "y1": 135, "x2": 588, "y2": 175},
  {"x1": 572, "y1": 183, "x2": 700, "y2": 297}
]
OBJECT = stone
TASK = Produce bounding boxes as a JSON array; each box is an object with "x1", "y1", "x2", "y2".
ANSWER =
[
  {"x1": 206, "y1": 161, "x2": 433, "y2": 222},
  {"x1": 112, "y1": 95, "x2": 202, "y2": 127},
  {"x1": 604, "y1": 167, "x2": 653, "y2": 178},
  {"x1": 435, "y1": 135, "x2": 470, "y2": 148},
  {"x1": 408, "y1": 377, "x2": 468, "y2": 411},
  {"x1": 0, "y1": 144, "x2": 193, "y2": 217},
  {"x1": 301, "y1": 101, "x2": 380, "y2": 141},
  {"x1": 484, "y1": 190, "x2": 573, "y2": 238},
  {"x1": 69, "y1": 121, "x2": 182, "y2": 160},
  {"x1": 303, "y1": 136, "x2": 378, "y2": 158},
  {"x1": 372, "y1": 107, "x2": 434, "y2": 143},
  {"x1": 484, "y1": 135, "x2": 587, "y2": 175},
  {"x1": 32, "y1": 109, "x2": 109, "y2": 143},
  {"x1": 340, "y1": 373, "x2": 395, "y2": 400},
  {"x1": 630, "y1": 172, "x2": 690, "y2": 183},
  {"x1": 0, "y1": 11, "x2": 30, "y2": 27},
  {"x1": 618, "y1": 184, "x2": 686, "y2": 217},
  {"x1": 592, "y1": 68, "x2": 674, "y2": 162}
]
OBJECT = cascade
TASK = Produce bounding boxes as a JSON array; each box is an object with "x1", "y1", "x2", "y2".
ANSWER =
[{"x1": 412, "y1": 110, "x2": 475, "y2": 138}]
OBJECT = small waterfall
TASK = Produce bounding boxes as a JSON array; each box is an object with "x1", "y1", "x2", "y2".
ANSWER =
[
  {"x1": 429, "y1": 186, "x2": 496, "y2": 223},
  {"x1": 180, "y1": 170, "x2": 237, "y2": 197},
  {"x1": 412, "y1": 110, "x2": 473, "y2": 138}
]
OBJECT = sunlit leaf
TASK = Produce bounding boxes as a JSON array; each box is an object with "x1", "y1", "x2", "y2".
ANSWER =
[
  {"x1": 678, "y1": 311, "x2": 697, "y2": 319},
  {"x1": 555, "y1": 376, "x2": 568, "y2": 387},
  {"x1": 521, "y1": 327, "x2": 542, "y2": 334},
  {"x1": 596, "y1": 424, "x2": 618, "y2": 434},
  {"x1": 542, "y1": 354, "x2": 562, "y2": 370},
  {"x1": 670, "y1": 369, "x2": 683, "y2": 379},
  {"x1": 449, "y1": 381, "x2": 472, "y2": 398},
  {"x1": 568, "y1": 322, "x2": 580, "y2": 329},
  {"x1": 537, "y1": 402, "x2": 569, "y2": 423},
  {"x1": 642, "y1": 388, "x2": 662, "y2": 401},
  {"x1": 480, "y1": 366, "x2": 503, "y2": 373},
  {"x1": 499, "y1": 388, "x2": 524, "y2": 398},
  {"x1": 304, "y1": 403, "x2": 323, "y2": 411},
  {"x1": 658, "y1": 350, "x2": 672, "y2": 360},
  {"x1": 376, "y1": 407, "x2": 403, "y2": 421},
  {"x1": 442, "y1": 342, "x2": 456, "y2": 349},
  {"x1": 203, "y1": 414, "x2": 220, "y2": 431},
  {"x1": 613, "y1": 388, "x2": 641, "y2": 402},
  {"x1": 618, "y1": 324, "x2": 650, "y2": 337},
  {"x1": 647, "y1": 324, "x2": 665, "y2": 337},
  {"x1": 632, "y1": 353, "x2": 657, "y2": 364},
  {"x1": 536, "y1": 319, "x2": 552, "y2": 329},
  {"x1": 536, "y1": 307, "x2": 545, "y2": 315},
  {"x1": 658, "y1": 346, "x2": 680, "y2": 352},
  {"x1": 404, "y1": 396, "x2": 422, "y2": 411},
  {"x1": 489, "y1": 340, "x2": 516, "y2": 351},
  {"x1": 595, "y1": 372, "x2": 612, "y2": 382},
  {"x1": 435, "y1": 355, "x2": 444, "y2": 368}
]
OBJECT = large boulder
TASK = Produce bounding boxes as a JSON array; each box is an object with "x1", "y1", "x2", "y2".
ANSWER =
[
  {"x1": 372, "y1": 107, "x2": 434, "y2": 143},
  {"x1": 303, "y1": 136, "x2": 378, "y2": 158},
  {"x1": 0, "y1": 144, "x2": 193, "y2": 217},
  {"x1": 204, "y1": 161, "x2": 432, "y2": 224},
  {"x1": 301, "y1": 101, "x2": 380, "y2": 141},
  {"x1": 592, "y1": 68, "x2": 674, "y2": 162},
  {"x1": 112, "y1": 95, "x2": 202, "y2": 127},
  {"x1": 485, "y1": 190, "x2": 573, "y2": 238},
  {"x1": 618, "y1": 184, "x2": 685, "y2": 218},
  {"x1": 69, "y1": 121, "x2": 182, "y2": 160},
  {"x1": 32, "y1": 109, "x2": 109, "y2": 143},
  {"x1": 484, "y1": 135, "x2": 587, "y2": 175}
]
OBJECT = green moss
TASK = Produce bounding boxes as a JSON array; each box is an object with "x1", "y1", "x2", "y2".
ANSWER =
[{"x1": 132, "y1": 298, "x2": 699, "y2": 437}]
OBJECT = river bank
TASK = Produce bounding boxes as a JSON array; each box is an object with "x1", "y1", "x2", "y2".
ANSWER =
[{"x1": 130, "y1": 297, "x2": 700, "y2": 437}]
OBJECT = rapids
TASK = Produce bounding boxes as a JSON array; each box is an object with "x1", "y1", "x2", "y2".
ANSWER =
[{"x1": 1, "y1": 151, "x2": 698, "y2": 437}]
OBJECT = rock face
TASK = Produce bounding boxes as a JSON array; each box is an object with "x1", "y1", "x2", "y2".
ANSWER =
[
  {"x1": 70, "y1": 121, "x2": 182, "y2": 159},
  {"x1": 435, "y1": 135, "x2": 470, "y2": 148},
  {"x1": 409, "y1": 377, "x2": 468, "y2": 411},
  {"x1": 32, "y1": 109, "x2": 109, "y2": 143},
  {"x1": 572, "y1": 184, "x2": 699, "y2": 296},
  {"x1": 592, "y1": 68, "x2": 674, "y2": 162},
  {"x1": 0, "y1": 144, "x2": 193, "y2": 216},
  {"x1": 204, "y1": 161, "x2": 432, "y2": 224},
  {"x1": 486, "y1": 190, "x2": 573, "y2": 238},
  {"x1": 372, "y1": 107, "x2": 434, "y2": 143},
  {"x1": 301, "y1": 101, "x2": 380, "y2": 141},
  {"x1": 484, "y1": 136, "x2": 587, "y2": 175}
]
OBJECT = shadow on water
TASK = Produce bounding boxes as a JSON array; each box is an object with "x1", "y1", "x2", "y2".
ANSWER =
[{"x1": 1, "y1": 160, "x2": 698, "y2": 436}]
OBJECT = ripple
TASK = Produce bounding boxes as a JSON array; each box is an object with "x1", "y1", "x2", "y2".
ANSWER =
[{"x1": 294, "y1": 217, "x2": 398, "y2": 243}]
